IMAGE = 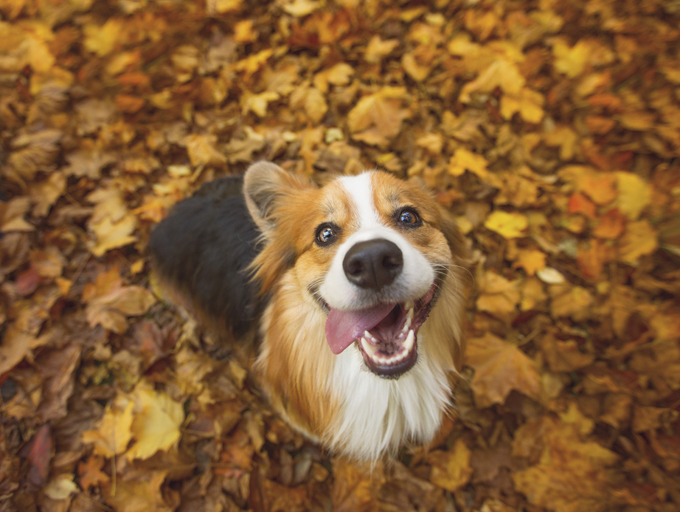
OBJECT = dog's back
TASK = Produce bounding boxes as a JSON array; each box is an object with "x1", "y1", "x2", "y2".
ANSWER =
[{"x1": 148, "y1": 176, "x2": 263, "y2": 340}]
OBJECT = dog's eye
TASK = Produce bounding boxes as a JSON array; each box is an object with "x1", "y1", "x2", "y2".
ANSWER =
[
  {"x1": 397, "y1": 208, "x2": 421, "y2": 227},
  {"x1": 315, "y1": 224, "x2": 338, "y2": 246}
]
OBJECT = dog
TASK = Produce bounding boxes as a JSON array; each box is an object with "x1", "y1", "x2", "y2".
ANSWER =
[{"x1": 149, "y1": 162, "x2": 468, "y2": 460}]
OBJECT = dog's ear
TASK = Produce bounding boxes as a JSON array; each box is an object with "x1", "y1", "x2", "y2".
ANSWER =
[{"x1": 243, "y1": 161, "x2": 314, "y2": 238}]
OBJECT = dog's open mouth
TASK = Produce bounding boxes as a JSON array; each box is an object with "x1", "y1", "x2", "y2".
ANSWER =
[{"x1": 324, "y1": 283, "x2": 438, "y2": 378}]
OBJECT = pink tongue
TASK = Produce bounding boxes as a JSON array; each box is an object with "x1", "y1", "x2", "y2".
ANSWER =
[{"x1": 325, "y1": 303, "x2": 396, "y2": 355}]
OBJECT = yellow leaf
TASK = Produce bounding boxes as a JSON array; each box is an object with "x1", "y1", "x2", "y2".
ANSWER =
[
  {"x1": 83, "y1": 19, "x2": 122, "y2": 57},
  {"x1": 82, "y1": 395, "x2": 134, "y2": 457},
  {"x1": 428, "y1": 439, "x2": 472, "y2": 492},
  {"x1": 402, "y1": 51, "x2": 431, "y2": 82},
  {"x1": 43, "y1": 474, "x2": 78, "y2": 500},
  {"x1": 615, "y1": 172, "x2": 651, "y2": 220},
  {"x1": 126, "y1": 384, "x2": 184, "y2": 460},
  {"x1": 500, "y1": 89, "x2": 545, "y2": 123},
  {"x1": 448, "y1": 147, "x2": 488, "y2": 179},
  {"x1": 550, "y1": 284, "x2": 593, "y2": 321},
  {"x1": 553, "y1": 38, "x2": 590, "y2": 78},
  {"x1": 466, "y1": 333, "x2": 541, "y2": 407},
  {"x1": 477, "y1": 272, "x2": 520, "y2": 317},
  {"x1": 460, "y1": 58, "x2": 525, "y2": 103},
  {"x1": 347, "y1": 87, "x2": 410, "y2": 148},
  {"x1": 619, "y1": 220, "x2": 658, "y2": 264},
  {"x1": 86, "y1": 185, "x2": 138, "y2": 256},
  {"x1": 484, "y1": 210, "x2": 528, "y2": 238},
  {"x1": 242, "y1": 91, "x2": 280, "y2": 118},
  {"x1": 304, "y1": 87, "x2": 328, "y2": 123},
  {"x1": 513, "y1": 248, "x2": 546, "y2": 276},
  {"x1": 364, "y1": 36, "x2": 399, "y2": 64}
]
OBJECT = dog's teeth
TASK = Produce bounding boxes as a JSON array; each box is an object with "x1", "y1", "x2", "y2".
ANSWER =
[
  {"x1": 403, "y1": 329, "x2": 415, "y2": 351},
  {"x1": 361, "y1": 337, "x2": 378, "y2": 357},
  {"x1": 405, "y1": 300, "x2": 414, "y2": 311}
]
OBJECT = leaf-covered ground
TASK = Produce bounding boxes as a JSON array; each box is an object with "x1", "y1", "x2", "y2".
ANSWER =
[{"x1": 1, "y1": 0, "x2": 680, "y2": 510}]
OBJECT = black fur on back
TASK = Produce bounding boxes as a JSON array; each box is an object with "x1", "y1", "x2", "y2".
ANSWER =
[{"x1": 148, "y1": 176, "x2": 263, "y2": 339}]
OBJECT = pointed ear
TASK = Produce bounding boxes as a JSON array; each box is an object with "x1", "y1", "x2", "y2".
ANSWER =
[{"x1": 243, "y1": 161, "x2": 314, "y2": 238}]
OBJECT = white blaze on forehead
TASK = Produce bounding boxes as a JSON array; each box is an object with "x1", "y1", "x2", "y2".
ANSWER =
[
  {"x1": 319, "y1": 171, "x2": 435, "y2": 311},
  {"x1": 337, "y1": 172, "x2": 380, "y2": 229}
]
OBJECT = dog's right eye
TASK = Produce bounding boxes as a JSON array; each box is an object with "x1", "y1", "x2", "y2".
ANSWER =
[{"x1": 315, "y1": 224, "x2": 338, "y2": 246}]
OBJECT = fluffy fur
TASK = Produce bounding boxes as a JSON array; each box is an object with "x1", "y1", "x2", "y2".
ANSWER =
[{"x1": 149, "y1": 162, "x2": 468, "y2": 460}]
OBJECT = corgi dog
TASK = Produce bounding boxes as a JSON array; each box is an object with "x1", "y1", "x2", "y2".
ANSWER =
[{"x1": 149, "y1": 162, "x2": 468, "y2": 460}]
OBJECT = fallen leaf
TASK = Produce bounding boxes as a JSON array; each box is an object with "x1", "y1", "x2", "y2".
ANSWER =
[
  {"x1": 82, "y1": 394, "x2": 134, "y2": 457},
  {"x1": 466, "y1": 333, "x2": 541, "y2": 407},
  {"x1": 448, "y1": 148, "x2": 489, "y2": 179},
  {"x1": 484, "y1": 210, "x2": 529, "y2": 238},
  {"x1": 619, "y1": 220, "x2": 658, "y2": 264},
  {"x1": 126, "y1": 383, "x2": 184, "y2": 460},
  {"x1": 428, "y1": 439, "x2": 473, "y2": 492},
  {"x1": 347, "y1": 87, "x2": 410, "y2": 148},
  {"x1": 83, "y1": 267, "x2": 156, "y2": 334},
  {"x1": 615, "y1": 172, "x2": 651, "y2": 220},
  {"x1": 77, "y1": 455, "x2": 109, "y2": 490}
]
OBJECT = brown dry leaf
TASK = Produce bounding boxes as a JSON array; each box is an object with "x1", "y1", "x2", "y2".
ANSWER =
[
  {"x1": 83, "y1": 19, "x2": 122, "y2": 56},
  {"x1": 539, "y1": 334, "x2": 595, "y2": 372},
  {"x1": 183, "y1": 133, "x2": 227, "y2": 167},
  {"x1": 347, "y1": 87, "x2": 410, "y2": 148},
  {"x1": 550, "y1": 284, "x2": 593, "y2": 321},
  {"x1": 428, "y1": 439, "x2": 473, "y2": 492},
  {"x1": 364, "y1": 35, "x2": 399, "y2": 63},
  {"x1": 29, "y1": 171, "x2": 66, "y2": 217},
  {"x1": 466, "y1": 333, "x2": 541, "y2": 407},
  {"x1": 103, "y1": 471, "x2": 173, "y2": 512},
  {"x1": 1, "y1": 197, "x2": 34, "y2": 232},
  {"x1": 332, "y1": 459, "x2": 384, "y2": 512},
  {"x1": 560, "y1": 166, "x2": 617, "y2": 205},
  {"x1": 512, "y1": 416, "x2": 619, "y2": 512},
  {"x1": 86, "y1": 184, "x2": 138, "y2": 256},
  {"x1": 83, "y1": 267, "x2": 156, "y2": 334},
  {"x1": 476, "y1": 272, "x2": 521, "y2": 318},
  {"x1": 77, "y1": 455, "x2": 109, "y2": 490},
  {"x1": 593, "y1": 208, "x2": 626, "y2": 239}
]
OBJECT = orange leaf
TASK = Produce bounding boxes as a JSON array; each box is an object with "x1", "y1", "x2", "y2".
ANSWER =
[{"x1": 466, "y1": 333, "x2": 541, "y2": 407}]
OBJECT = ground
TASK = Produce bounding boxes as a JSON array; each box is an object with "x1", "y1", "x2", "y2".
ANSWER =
[{"x1": 1, "y1": 0, "x2": 680, "y2": 511}]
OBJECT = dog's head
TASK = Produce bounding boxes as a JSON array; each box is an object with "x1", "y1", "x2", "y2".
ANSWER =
[{"x1": 244, "y1": 162, "x2": 467, "y2": 379}]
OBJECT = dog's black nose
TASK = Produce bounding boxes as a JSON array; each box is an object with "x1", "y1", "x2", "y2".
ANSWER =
[{"x1": 343, "y1": 239, "x2": 403, "y2": 290}]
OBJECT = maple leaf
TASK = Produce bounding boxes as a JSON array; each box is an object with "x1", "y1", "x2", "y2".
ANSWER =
[
  {"x1": 459, "y1": 58, "x2": 525, "y2": 103},
  {"x1": 448, "y1": 147, "x2": 489, "y2": 179},
  {"x1": 466, "y1": 333, "x2": 541, "y2": 408},
  {"x1": 126, "y1": 383, "x2": 184, "y2": 460},
  {"x1": 83, "y1": 19, "x2": 122, "y2": 57},
  {"x1": 500, "y1": 88, "x2": 545, "y2": 123},
  {"x1": 513, "y1": 248, "x2": 547, "y2": 276},
  {"x1": 347, "y1": 87, "x2": 410, "y2": 148},
  {"x1": 83, "y1": 267, "x2": 156, "y2": 334},
  {"x1": 512, "y1": 416, "x2": 619, "y2": 512},
  {"x1": 552, "y1": 38, "x2": 591, "y2": 78},
  {"x1": 332, "y1": 459, "x2": 384, "y2": 512},
  {"x1": 484, "y1": 210, "x2": 528, "y2": 238},
  {"x1": 428, "y1": 439, "x2": 473, "y2": 492}
]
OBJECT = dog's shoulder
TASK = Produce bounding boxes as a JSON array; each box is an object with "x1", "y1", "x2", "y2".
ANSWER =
[{"x1": 149, "y1": 176, "x2": 264, "y2": 339}]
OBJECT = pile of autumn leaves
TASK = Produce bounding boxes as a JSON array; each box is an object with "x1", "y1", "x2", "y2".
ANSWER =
[{"x1": 1, "y1": 0, "x2": 680, "y2": 510}]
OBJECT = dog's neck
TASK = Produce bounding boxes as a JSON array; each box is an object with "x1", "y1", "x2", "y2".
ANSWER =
[{"x1": 254, "y1": 269, "x2": 463, "y2": 460}]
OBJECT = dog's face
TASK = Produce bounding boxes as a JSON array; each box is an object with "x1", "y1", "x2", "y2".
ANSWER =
[{"x1": 245, "y1": 163, "x2": 464, "y2": 379}]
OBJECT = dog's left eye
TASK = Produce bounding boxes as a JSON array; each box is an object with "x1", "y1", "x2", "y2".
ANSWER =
[
  {"x1": 397, "y1": 208, "x2": 421, "y2": 227},
  {"x1": 315, "y1": 223, "x2": 338, "y2": 246}
]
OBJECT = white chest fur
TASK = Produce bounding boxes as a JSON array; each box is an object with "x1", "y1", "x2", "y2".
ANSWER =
[{"x1": 326, "y1": 327, "x2": 452, "y2": 460}]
